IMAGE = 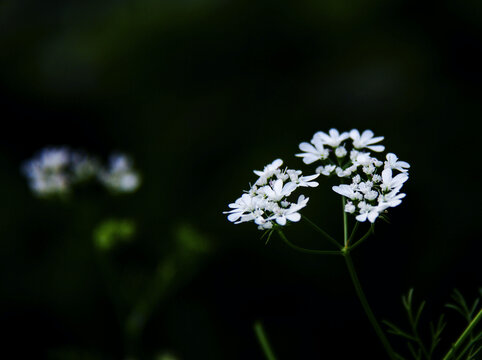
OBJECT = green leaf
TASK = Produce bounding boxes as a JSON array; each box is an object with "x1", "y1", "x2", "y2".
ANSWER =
[
  {"x1": 414, "y1": 300, "x2": 426, "y2": 328},
  {"x1": 402, "y1": 288, "x2": 414, "y2": 312},
  {"x1": 383, "y1": 320, "x2": 417, "y2": 341}
]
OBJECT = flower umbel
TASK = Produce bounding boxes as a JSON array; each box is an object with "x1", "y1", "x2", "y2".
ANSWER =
[
  {"x1": 297, "y1": 128, "x2": 410, "y2": 223},
  {"x1": 23, "y1": 148, "x2": 141, "y2": 197},
  {"x1": 224, "y1": 159, "x2": 319, "y2": 230}
]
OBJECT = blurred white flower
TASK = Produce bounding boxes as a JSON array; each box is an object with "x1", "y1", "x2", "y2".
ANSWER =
[
  {"x1": 23, "y1": 148, "x2": 141, "y2": 197},
  {"x1": 22, "y1": 147, "x2": 71, "y2": 197},
  {"x1": 99, "y1": 154, "x2": 141, "y2": 193}
]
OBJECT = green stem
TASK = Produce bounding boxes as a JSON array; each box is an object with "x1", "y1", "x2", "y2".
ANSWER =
[
  {"x1": 302, "y1": 215, "x2": 341, "y2": 249},
  {"x1": 344, "y1": 252, "x2": 398, "y2": 360},
  {"x1": 277, "y1": 230, "x2": 341, "y2": 255},
  {"x1": 443, "y1": 308, "x2": 482, "y2": 360},
  {"x1": 347, "y1": 221, "x2": 359, "y2": 246},
  {"x1": 350, "y1": 224, "x2": 374, "y2": 250},
  {"x1": 342, "y1": 198, "x2": 348, "y2": 247},
  {"x1": 254, "y1": 321, "x2": 277, "y2": 360}
]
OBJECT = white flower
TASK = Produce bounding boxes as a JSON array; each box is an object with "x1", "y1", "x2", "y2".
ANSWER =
[
  {"x1": 385, "y1": 153, "x2": 410, "y2": 172},
  {"x1": 372, "y1": 174, "x2": 382, "y2": 183},
  {"x1": 22, "y1": 147, "x2": 71, "y2": 196},
  {"x1": 296, "y1": 137, "x2": 330, "y2": 164},
  {"x1": 380, "y1": 168, "x2": 408, "y2": 192},
  {"x1": 225, "y1": 194, "x2": 257, "y2": 223},
  {"x1": 332, "y1": 184, "x2": 361, "y2": 200},
  {"x1": 350, "y1": 129, "x2": 385, "y2": 152},
  {"x1": 335, "y1": 146, "x2": 347, "y2": 158},
  {"x1": 335, "y1": 167, "x2": 345, "y2": 177},
  {"x1": 264, "y1": 179, "x2": 297, "y2": 201},
  {"x1": 354, "y1": 152, "x2": 373, "y2": 166},
  {"x1": 225, "y1": 160, "x2": 317, "y2": 229},
  {"x1": 296, "y1": 173, "x2": 320, "y2": 187},
  {"x1": 364, "y1": 190, "x2": 379, "y2": 201},
  {"x1": 316, "y1": 164, "x2": 336, "y2": 176},
  {"x1": 269, "y1": 195, "x2": 308, "y2": 225},
  {"x1": 363, "y1": 164, "x2": 375, "y2": 175},
  {"x1": 345, "y1": 201, "x2": 356, "y2": 213},
  {"x1": 39, "y1": 148, "x2": 70, "y2": 169},
  {"x1": 356, "y1": 202, "x2": 381, "y2": 223},
  {"x1": 23, "y1": 148, "x2": 142, "y2": 197},
  {"x1": 357, "y1": 181, "x2": 373, "y2": 194},
  {"x1": 254, "y1": 159, "x2": 283, "y2": 185},
  {"x1": 99, "y1": 154, "x2": 141, "y2": 193},
  {"x1": 296, "y1": 128, "x2": 409, "y2": 224},
  {"x1": 373, "y1": 159, "x2": 383, "y2": 167},
  {"x1": 313, "y1": 128, "x2": 350, "y2": 147},
  {"x1": 286, "y1": 169, "x2": 302, "y2": 182},
  {"x1": 379, "y1": 190, "x2": 406, "y2": 208}
]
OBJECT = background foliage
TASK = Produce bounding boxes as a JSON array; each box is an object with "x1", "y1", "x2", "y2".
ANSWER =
[{"x1": 1, "y1": 0, "x2": 481, "y2": 358}]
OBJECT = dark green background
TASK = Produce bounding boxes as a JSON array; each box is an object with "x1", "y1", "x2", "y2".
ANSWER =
[{"x1": 1, "y1": 0, "x2": 481, "y2": 358}]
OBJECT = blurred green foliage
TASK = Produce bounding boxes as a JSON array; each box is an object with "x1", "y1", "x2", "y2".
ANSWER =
[{"x1": 94, "y1": 218, "x2": 136, "y2": 251}]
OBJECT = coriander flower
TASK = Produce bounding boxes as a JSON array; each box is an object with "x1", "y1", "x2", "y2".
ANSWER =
[
  {"x1": 224, "y1": 160, "x2": 319, "y2": 230},
  {"x1": 313, "y1": 128, "x2": 350, "y2": 148},
  {"x1": 22, "y1": 147, "x2": 71, "y2": 197},
  {"x1": 297, "y1": 128, "x2": 410, "y2": 223},
  {"x1": 385, "y1": 153, "x2": 410, "y2": 172},
  {"x1": 296, "y1": 137, "x2": 330, "y2": 164},
  {"x1": 254, "y1": 158, "x2": 283, "y2": 185},
  {"x1": 98, "y1": 154, "x2": 141, "y2": 193},
  {"x1": 380, "y1": 168, "x2": 408, "y2": 192},
  {"x1": 23, "y1": 148, "x2": 142, "y2": 197},
  {"x1": 349, "y1": 129, "x2": 385, "y2": 152}
]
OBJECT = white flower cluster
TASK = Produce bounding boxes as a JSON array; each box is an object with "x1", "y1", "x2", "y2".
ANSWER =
[
  {"x1": 224, "y1": 159, "x2": 319, "y2": 230},
  {"x1": 23, "y1": 148, "x2": 141, "y2": 197},
  {"x1": 296, "y1": 129, "x2": 410, "y2": 223},
  {"x1": 98, "y1": 154, "x2": 141, "y2": 193}
]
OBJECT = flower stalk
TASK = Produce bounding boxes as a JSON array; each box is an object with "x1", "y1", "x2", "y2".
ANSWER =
[
  {"x1": 254, "y1": 320, "x2": 278, "y2": 360},
  {"x1": 344, "y1": 251, "x2": 399, "y2": 360},
  {"x1": 277, "y1": 230, "x2": 341, "y2": 256}
]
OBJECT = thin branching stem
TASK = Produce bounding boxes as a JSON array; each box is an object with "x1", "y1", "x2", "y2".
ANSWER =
[
  {"x1": 350, "y1": 224, "x2": 374, "y2": 250},
  {"x1": 347, "y1": 221, "x2": 359, "y2": 246},
  {"x1": 277, "y1": 230, "x2": 341, "y2": 255},
  {"x1": 301, "y1": 215, "x2": 342, "y2": 249},
  {"x1": 342, "y1": 197, "x2": 348, "y2": 247}
]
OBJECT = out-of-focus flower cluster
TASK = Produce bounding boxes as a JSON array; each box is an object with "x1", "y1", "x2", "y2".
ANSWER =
[
  {"x1": 296, "y1": 129, "x2": 410, "y2": 223},
  {"x1": 22, "y1": 147, "x2": 141, "y2": 197},
  {"x1": 224, "y1": 159, "x2": 319, "y2": 230}
]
